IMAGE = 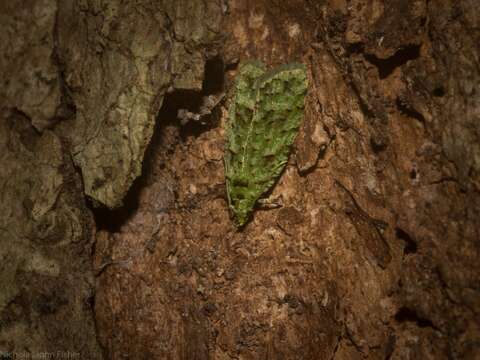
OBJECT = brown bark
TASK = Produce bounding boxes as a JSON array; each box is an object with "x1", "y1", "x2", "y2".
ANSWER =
[{"x1": 0, "y1": 0, "x2": 478, "y2": 359}]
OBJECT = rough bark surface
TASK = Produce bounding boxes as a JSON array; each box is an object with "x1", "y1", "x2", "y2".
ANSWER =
[
  {"x1": 0, "y1": 1, "x2": 102, "y2": 357},
  {"x1": 0, "y1": 0, "x2": 478, "y2": 359}
]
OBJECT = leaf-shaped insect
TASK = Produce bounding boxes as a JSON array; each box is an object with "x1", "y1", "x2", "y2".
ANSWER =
[{"x1": 225, "y1": 61, "x2": 308, "y2": 226}]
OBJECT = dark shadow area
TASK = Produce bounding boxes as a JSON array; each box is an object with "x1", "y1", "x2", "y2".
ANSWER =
[
  {"x1": 385, "y1": 334, "x2": 396, "y2": 360},
  {"x1": 181, "y1": 56, "x2": 225, "y2": 138},
  {"x1": 365, "y1": 44, "x2": 421, "y2": 79},
  {"x1": 202, "y1": 56, "x2": 225, "y2": 94},
  {"x1": 395, "y1": 227, "x2": 418, "y2": 255},
  {"x1": 225, "y1": 59, "x2": 240, "y2": 72},
  {"x1": 88, "y1": 176, "x2": 146, "y2": 233},
  {"x1": 161, "y1": 89, "x2": 204, "y2": 122},
  {"x1": 409, "y1": 167, "x2": 417, "y2": 180},
  {"x1": 346, "y1": 42, "x2": 364, "y2": 55},
  {"x1": 349, "y1": 80, "x2": 375, "y2": 120},
  {"x1": 396, "y1": 98, "x2": 425, "y2": 124},
  {"x1": 433, "y1": 86, "x2": 446, "y2": 97},
  {"x1": 369, "y1": 129, "x2": 389, "y2": 154},
  {"x1": 394, "y1": 307, "x2": 437, "y2": 329},
  {"x1": 7, "y1": 109, "x2": 41, "y2": 151}
]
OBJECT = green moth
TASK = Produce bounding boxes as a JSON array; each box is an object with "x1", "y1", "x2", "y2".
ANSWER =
[{"x1": 224, "y1": 61, "x2": 308, "y2": 226}]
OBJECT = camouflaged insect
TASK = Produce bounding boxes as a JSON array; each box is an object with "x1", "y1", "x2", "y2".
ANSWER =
[{"x1": 225, "y1": 61, "x2": 308, "y2": 226}]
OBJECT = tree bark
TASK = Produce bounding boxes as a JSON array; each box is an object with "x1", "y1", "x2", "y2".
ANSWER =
[{"x1": 0, "y1": 0, "x2": 478, "y2": 359}]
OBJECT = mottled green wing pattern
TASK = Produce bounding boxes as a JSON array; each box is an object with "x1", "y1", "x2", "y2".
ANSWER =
[{"x1": 225, "y1": 61, "x2": 308, "y2": 226}]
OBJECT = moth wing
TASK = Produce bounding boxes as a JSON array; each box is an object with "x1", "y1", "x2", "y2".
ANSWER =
[
  {"x1": 245, "y1": 64, "x2": 308, "y2": 191},
  {"x1": 225, "y1": 62, "x2": 266, "y2": 213},
  {"x1": 225, "y1": 62, "x2": 308, "y2": 226}
]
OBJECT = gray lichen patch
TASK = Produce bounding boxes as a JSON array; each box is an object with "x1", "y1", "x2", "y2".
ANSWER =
[
  {"x1": 30, "y1": 132, "x2": 64, "y2": 220},
  {"x1": 0, "y1": 113, "x2": 102, "y2": 357},
  {"x1": 0, "y1": 0, "x2": 64, "y2": 131},
  {"x1": 56, "y1": 0, "x2": 223, "y2": 209}
]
